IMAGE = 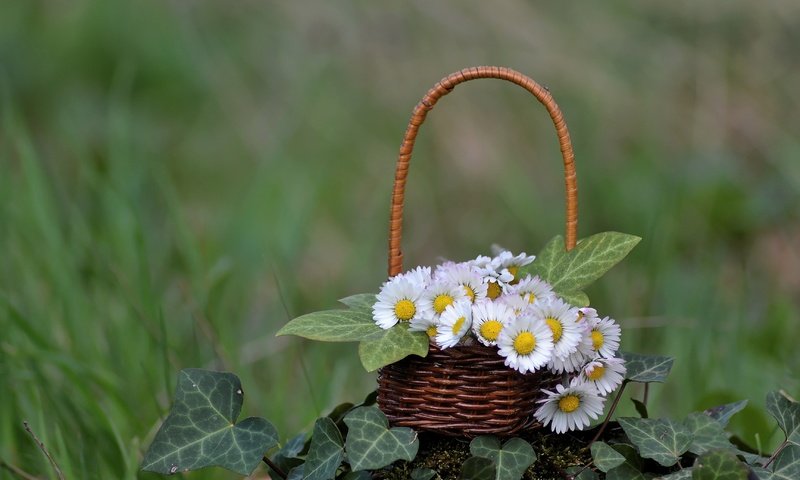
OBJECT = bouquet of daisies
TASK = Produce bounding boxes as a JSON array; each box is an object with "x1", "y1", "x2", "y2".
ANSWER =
[{"x1": 372, "y1": 250, "x2": 626, "y2": 434}]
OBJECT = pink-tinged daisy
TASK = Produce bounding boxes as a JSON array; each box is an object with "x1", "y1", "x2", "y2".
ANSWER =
[
  {"x1": 490, "y1": 250, "x2": 536, "y2": 283},
  {"x1": 372, "y1": 276, "x2": 425, "y2": 329},
  {"x1": 496, "y1": 314, "x2": 554, "y2": 373},
  {"x1": 581, "y1": 357, "x2": 626, "y2": 395},
  {"x1": 471, "y1": 300, "x2": 515, "y2": 346},
  {"x1": 435, "y1": 301, "x2": 473, "y2": 349},
  {"x1": 534, "y1": 379, "x2": 605, "y2": 433},
  {"x1": 509, "y1": 275, "x2": 556, "y2": 306},
  {"x1": 436, "y1": 263, "x2": 488, "y2": 304},
  {"x1": 588, "y1": 316, "x2": 622, "y2": 358}
]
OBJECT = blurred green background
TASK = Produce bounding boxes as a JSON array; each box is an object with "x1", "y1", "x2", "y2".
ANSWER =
[{"x1": 1, "y1": 1, "x2": 798, "y2": 478}]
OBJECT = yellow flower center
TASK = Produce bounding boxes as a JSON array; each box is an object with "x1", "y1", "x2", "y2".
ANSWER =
[
  {"x1": 426, "y1": 326, "x2": 438, "y2": 338},
  {"x1": 452, "y1": 317, "x2": 466, "y2": 335},
  {"x1": 546, "y1": 317, "x2": 563, "y2": 342},
  {"x1": 587, "y1": 365, "x2": 606, "y2": 381},
  {"x1": 479, "y1": 320, "x2": 503, "y2": 341},
  {"x1": 394, "y1": 299, "x2": 416, "y2": 321},
  {"x1": 526, "y1": 293, "x2": 537, "y2": 304},
  {"x1": 513, "y1": 332, "x2": 536, "y2": 355},
  {"x1": 487, "y1": 282, "x2": 502, "y2": 300},
  {"x1": 558, "y1": 394, "x2": 581, "y2": 413},
  {"x1": 591, "y1": 330, "x2": 604, "y2": 350},
  {"x1": 433, "y1": 294, "x2": 454, "y2": 314},
  {"x1": 463, "y1": 285, "x2": 476, "y2": 303},
  {"x1": 507, "y1": 265, "x2": 519, "y2": 279}
]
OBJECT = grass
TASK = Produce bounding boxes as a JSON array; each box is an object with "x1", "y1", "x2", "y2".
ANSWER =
[{"x1": 1, "y1": 1, "x2": 799, "y2": 478}]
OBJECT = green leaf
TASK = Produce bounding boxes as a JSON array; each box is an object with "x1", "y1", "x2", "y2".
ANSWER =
[
  {"x1": 459, "y1": 457, "x2": 496, "y2": 480},
  {"x1": 277, "y1": 309, "x2": 385, "y2": 342},
  {"x1": 358, "y1": 323, "x2": 429, "y2": 372},
  {"x1": 767, "y1": 391, "x2": 800, "y2": 446},
  {"x1": 684, "y1": 413, "x2": 736, "y2": 455},
  {"x1": 288, "y1": 465, "x2": 305, "y2": 480},
  {"x1": 339, "y1": 293, "x2": 376, "y2": 311},
  {"x1": 343, "y1": 406, "x2": 419, "y2": 471},
  {"x1": 557, "y1": 290, "x2": 590, "y2": 307},
  {"x1": 605, "y1": 444, "x2": 646, "y2": 480},
  {"x1": 661, "y1": 470, "x2": 694, "y2": 479},
  {"x1": 270, "y1": 433, "x2": 306, "y2": 476},
  {"x1": 141, "y1": 369, "x2": 278, "y2": 476},
  {"x1": 564, "y1": 466, "x2": 600, "y2": 479},
  {"x1": 590, "y1": 441, "x2": 626, "y2": 472},
  {"x1": 340, "y1": 472, "x2": 373, "y2": 480},
  {"x1": 704, "y1": 401, "x2": 748, "y2": 428},
  {"x1": 304, "y1": 417, "x2": 344, "y2": 480},
  {"x1": 692, "y1": 449, "x2": 750, "y2": 480},
  {"x1": 533, "y1": 232, "x2": 640, "y2": 293},
  {"x1": 469, "y1": 436, "x2": 536, "y2": 480},
  {"x1": 411, "y1": 467, "x2": 438, "y2": 480},
  {"x1": 618, "y1": 417, "x2": 692, "y2": 467},
  {"x1": 621, "y1": 352, "x2": 675, "y2": 383},
  {"x1": 525, "y1": 235, "x2": 565, "y2": 282},
  {"x1": 769, "y1": 445, "x2": 800, "y2": 480},
  {"x1": 632, "y1": 399, "x2": 650, "y2": 419}
]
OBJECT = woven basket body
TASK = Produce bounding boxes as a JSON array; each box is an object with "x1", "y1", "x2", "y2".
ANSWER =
[
  {"x1": 378, "y1": 66, "x2": 579, "y2": 437},
  {"x1": 378, "y1": 345, "x2": 561, "y2": 437}
]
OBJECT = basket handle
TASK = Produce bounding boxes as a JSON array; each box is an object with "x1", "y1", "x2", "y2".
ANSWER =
[{"x1": 388, "y1": 66, "x2": 578, "y2": 276}]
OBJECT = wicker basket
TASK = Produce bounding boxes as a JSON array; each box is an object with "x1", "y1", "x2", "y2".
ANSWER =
[{"x1": 376, "y1": 66, "x2": 580, "y2": 438}]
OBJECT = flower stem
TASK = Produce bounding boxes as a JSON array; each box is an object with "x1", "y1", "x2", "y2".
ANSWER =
[
  {"x1": 763, "y1": 440, "x2": 788, "y2": 469},
  {"x1": 589, "y1": 380, "x2": 629, "y2": 445},
  {"x1": 263, "y1": 456, "x2": 288, "y2": 479}
]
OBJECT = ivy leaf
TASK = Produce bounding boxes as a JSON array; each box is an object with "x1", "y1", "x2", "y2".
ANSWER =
[
  {"x1": 343, "y1": 406, "x2": 419, "y2": 471},
  {"x1": 340, "y1": 472, "x2": 373, "y2": 480},
  {"x1": 621, "y1": 352, "x2": 675, "y2": 383},
  {"x1": 704, "y1": 401, "x2": 748, "y2": 428},
  {"x1": 277, "y1": 309, "x2": 385, "y2": 342},
  {"x1": 141, "y1": 369, "x2": 278, "y2": 476},
  {"x1": 661, "y1": 470, "x2": 694, "y2": 479},
  {"x1": 632, "y1": 399, "x2": 650, "y2": 419},
  {"x1": 411, "y1": 467, "x2": 438, "y2": 480},
  {"x1": 618, "y1": 417, "x2": 692, "y2": 467},
  {"x1": 692, "y1": 449, "x2": 750, "y2": 479},
  {"x1": 459, "y1": 457, "x2": 496, "y2": 480},
  {"x1": 339, "y1": 293, "x2": 376, "y2": 311},
  {"x1": 270, "y1": 433, "x2": 306, "y2": 476},
  {"x1": 469, "y1": 436, "x2": 536, "y2": 480},
  {"x1": 766, "y1": 391, "x2": 800, "y2": 446},
  {"x1": 770, "y1": 444, "x2": 800, "y2": 480},
  {"x1": 564, "y1": 466, "x2": 600, "y2": 479},
  {"x1": 358, "y1": 323, "x2": 429, "y2": 372},
  {"x1": 605, "y1": 444, "x2": 646, "y2": 480},
  {"x1": 590, "y1": 441, "x2": 626, "y2": 472},
  {"x1": 557, "y1": 290, "x2": 591, "y2": 307},
  {"x1": 525, "y1": 235, "x2": 565, "y2": 281},
  {"x1": 288, "y1": 465, "x2": 304, "y2": 480},
  {"x1": 303, "y1": 417, "x2": 344, "y2": 480},
  {"x1": 685, "y1": 413, "x2": 736, "y2": 455}
]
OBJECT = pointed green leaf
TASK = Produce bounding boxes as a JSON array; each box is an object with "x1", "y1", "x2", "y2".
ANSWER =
[
  {"x1": 340, "y1": 472, "x2": 373, "y2": 480},
  {"x1": 767, "y1": 391, "x2": 800, "y2": 446},
  {"x1": 343, "y1": 406, "x2": 419, "y2": 471},
  {"x1": 661, "y1": 470, "x2": 694, "y2": 479},
  {"x1": 277, "y1": 309, "x2": 384, "y2": 342},
  {"x1": 704, "y1": 401, "x2": 748, "y2": 428},
  {"x1": 557, "y1": 290, "x2": 590, "y2": 307},
  {"x1": 564, "y1": 466, "x2": 600, "y2": 479},
  {"x1": 621, "y1": 352, "x2": 675, "y2": 383},
  {"x1": 525, "y1": 235, "x2": 567, "y2": 281},
  {"x1": 270, "y1": 433, "x2": 306, "y2": 476},
  {"x1": 460, "y1": 457, "x2": 496, "y2": 480},
  {"x1": 288, "y1": 465, "x2": 305, "y2": 480},
  {"x1": 339, "y1": 293, "x2": 377, "y2": 311},
  {"x1": 358, "y1": 323, "x2": 429, "y2": 372},
  {"x1": 770, "y1": 445, "x2": 800, "y2": 480},
  {"x1": 685, "y1": 413, "x2": 736, "y2": 455},
  {"x1": 411, "y1": 467, "x2": 438, "y2": 480},
  {"x1": 618, "y1": 417, "x2": 692, "y2": 467},
  {"x1": 632, "y1": 399, "x2": 650, "y2": 419},
  {"x1": 590, "y1": 441, "x2": 626, "y2": 472},
  {"x1": 605, "y1": 444, "x2": 646, "y2": 480},
  {"x1": 141, "y1": 369, "x2": 278, "y2": 476},
  {"x1": 304, "y1": 417, "x2": 344, "y2": 480},
  {"x1": 469, "y1": 436, "x2": 536, "y2": 480},
  {"x1": 692, "y1": 450, "x2": 750, "y2": 479},
  {"x1": 750, "y1": 466, "x2": 773, "y2": 480}
]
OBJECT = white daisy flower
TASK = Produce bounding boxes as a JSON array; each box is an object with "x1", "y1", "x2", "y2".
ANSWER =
[
  {"x1": 398, "y1": 266, "x2": 432, "y2": 288},
  {"x1": 490, "y1": 250, "x2": 535, "y2": 283},
  {"x1": 419, "y1": 281, "x2": 467, "y2": 318},
  {"x1": 496, "y1": 314, "x2": 554, "y2": 373},
  {"x1": 409, "y1": 315, "x2": 440, "y2": 340},
  {"x1": 437, "y1": 263, "x2": 488, "y2": 304},
  {"x1": 372, "y1": 276, "x2": 425, "y2": 329},
  {"x1": 435, "y1": 301, "x2": 473, "y2": 349},
  {"x1": 581, "y1": 357, "x2": 626, "y2": 396},
  {"x1": 588, "y1": 316, "x2": 622, "y2": 358},
  {"x1": 547, "y1": 343, "x2": 591, "y2": 374},
  {"x1": 432, "y1": 261, "x2": 459, "y2": 281},
  {"x1": 533, "y1": 298, "x2": 582, "y2": 359},
  {"x1": 578, "y1": 307, "x2": 598, "y2": 322},
  {"x1": 470, "y1": 255, "x2": 493, "y2": 269},
  {"x1": 471, "y1": 300, "x2": 515, "y2": 346},
  {"x1": 534, "y1": 379, "x2": 606, "y2": 433},
  {"x1": 509, "y1": 275, "x2": 556, "y2": 306},
  {"x1": 498, "y1": 294, "x2": 532, "y2": 316}
]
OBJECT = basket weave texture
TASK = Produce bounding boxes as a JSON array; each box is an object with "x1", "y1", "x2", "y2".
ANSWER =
[
  {"x1": 377, "y1": 66, "x2": 579, "y2": 437},
  {"x1": 378, "y1": 345, "x2": 561, "y2": 437}
]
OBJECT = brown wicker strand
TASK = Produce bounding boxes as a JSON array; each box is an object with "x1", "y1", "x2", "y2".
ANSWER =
[{"x1": 388, "y1": 66, "x2": 578, "y2": 277}]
